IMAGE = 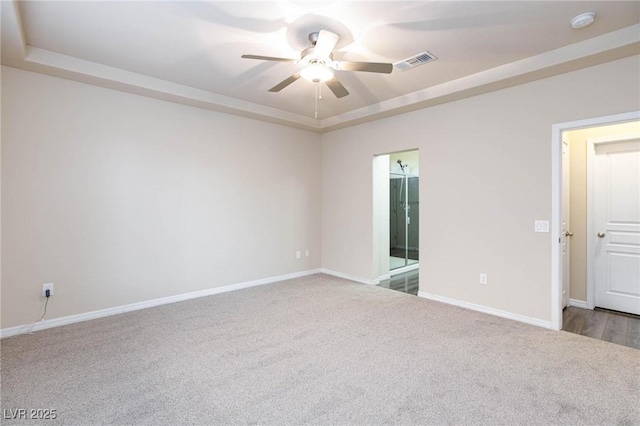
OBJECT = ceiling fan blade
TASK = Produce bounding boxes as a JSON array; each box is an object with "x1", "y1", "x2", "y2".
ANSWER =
[
  {"x1": 314, "y1": 30, "x2": 340, "y2": 58},
  {"x1": 337, "y1": 61, "x2": 393, "y2": 73},
  {"x1": 242, "y1": 54, "x2": 296, "y2": 63},
  {"x1": 325, "y1": 78, "x2": 349, "y2": 98},
  {"x1": 269, "y1": 73, "x2": 301, "y2": 92}
]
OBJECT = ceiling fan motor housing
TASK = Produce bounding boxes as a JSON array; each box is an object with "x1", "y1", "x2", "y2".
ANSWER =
[{"x1": 300, "y1": 47, "x2": 333, "y2": 64}]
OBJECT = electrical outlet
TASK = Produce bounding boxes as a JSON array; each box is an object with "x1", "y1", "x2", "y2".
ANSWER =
[
  {"x1": 296, "y1": 251, "x2": 301, "y2": 259},
  {"x1": 305, "y1": 249, "x2": 309, "y2": 257},
  {"x1": 479, "y1": 274, "x2": 488, "y2": 285},
  {"x1": 42, "y1": 283, "x2": 54, "y2": 297}
]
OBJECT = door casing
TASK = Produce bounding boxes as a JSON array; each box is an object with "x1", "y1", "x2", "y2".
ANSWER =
[{"x1": 561, "y1": 140, "x2": 570, "y2": 309}]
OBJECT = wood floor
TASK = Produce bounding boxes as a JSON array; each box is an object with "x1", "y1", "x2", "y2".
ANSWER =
[
  {"x1": 377, "y1": 270, "x2": 419, "y2": 295},
  {"x1": 563, "y1": 306, "x2": 640, "y2": 350}
]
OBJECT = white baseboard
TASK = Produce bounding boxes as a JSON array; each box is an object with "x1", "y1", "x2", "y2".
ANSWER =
[
  {"x1": 417, "y1": 291, "x2": 553, "y2": 329},
  {"x1": 377, "y1": 273, "x2": 391, "y2": 282},
  {"x1": 1, "y1": 268, "x2": 322, "y2": 339},
  {"x1": 569, "y1": 298, "x2": 588, "y2": 309},
  {"x1": 320, "y1": 268, "x2": 375, "y2": 285}
]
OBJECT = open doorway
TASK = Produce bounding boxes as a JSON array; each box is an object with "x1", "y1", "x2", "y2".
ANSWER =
[
  {"x1": 552, "y1": 112, "x2": 640, "y2": 339},
  {"x1": 389, "y1": 151, "x2": 419, "y2": 274},
  {"x1": 561, "y1": 120, "x2": 640, "y2": 349},
  {"x1": 373, "y1": 149, "x2": 419, "y2": 295}
]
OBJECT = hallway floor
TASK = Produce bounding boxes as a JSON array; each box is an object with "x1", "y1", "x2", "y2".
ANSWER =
[
  {"x1": 377, "y1": 269, "x2": 418, "y2": 296},
  {"x1": 563, "y1": 306, "x2": 640, "y2": 350}
]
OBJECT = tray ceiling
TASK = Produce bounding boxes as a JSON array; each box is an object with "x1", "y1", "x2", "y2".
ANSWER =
[{"x1": 2, "y1": 1, "x2": 639, "y2": 132}]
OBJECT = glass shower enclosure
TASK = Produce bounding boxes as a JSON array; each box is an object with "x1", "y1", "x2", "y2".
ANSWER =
[{"x1": 389, "y1": 173, "x2": 419, "y2": 270}]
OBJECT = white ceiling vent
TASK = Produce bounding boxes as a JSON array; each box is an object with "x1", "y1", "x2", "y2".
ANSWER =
[{"x1": 394, "y1": 51, "x2": 437, "y2": 71}]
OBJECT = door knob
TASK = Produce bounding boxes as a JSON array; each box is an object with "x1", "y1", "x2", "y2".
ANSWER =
[
  {"x1": 564, "y1": 231, "x2": 573, "y2": 237},
  {"x1": 597, "y1": 232, "x2": 605, "y2": 238}
]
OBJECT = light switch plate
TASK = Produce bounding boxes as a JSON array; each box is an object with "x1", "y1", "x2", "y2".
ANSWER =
[{"x1": 534, "y1": 220, "x2": 550, "y2": 233}]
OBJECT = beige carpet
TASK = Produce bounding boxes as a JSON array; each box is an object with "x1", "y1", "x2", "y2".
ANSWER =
[{"x1": 1, "y1": 274, "x2": 639, "y2": 425}]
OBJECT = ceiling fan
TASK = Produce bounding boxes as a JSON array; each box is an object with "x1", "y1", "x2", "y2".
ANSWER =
[{"x1": 241, "y1": 30, "x2": 393, "y2": 98}]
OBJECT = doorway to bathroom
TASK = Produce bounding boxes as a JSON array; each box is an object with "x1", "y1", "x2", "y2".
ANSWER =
[
  {"x1": 372, "y1": 149, "x2": 419, "y2": 295},
  {"x1": 389, "y1": 151, "x2": 419, "y2": 274}
]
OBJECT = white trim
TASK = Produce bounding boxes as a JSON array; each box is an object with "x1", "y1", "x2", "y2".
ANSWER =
[
  {"x1": 551, "y1": 122, "x2": 563, "y2": 330},
  {"x1": 586, "y1": 137, "x2": 596, "y2": 310},
  {"x1": 550, "y1": 111, "x2": 640, "y2": 331},
  {"x1": 377, "y1": 273, "x2": 391, "y2": 282},
  {"x1": 561, "y1": 137, "x2": 571, "y2": 308},
  {"x1": 417, "y1": 292, "x2": 552, "y2": 329},
  {"x1": 569, "y1": 299, "x2": 588, "y2": 309},
  {"x1": 320, "y1": 268, "x2": 375, "y2": 285},
  {"x1": 0, "y1": 268, "x2": 322, "y2": 339},
  {"x1": 389, "y1": 262, "x2": 419, "y2": 276}
]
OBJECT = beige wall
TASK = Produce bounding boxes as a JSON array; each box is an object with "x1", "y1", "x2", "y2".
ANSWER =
[
  {"x1": 565, "y1": 121, "x2": 640, "y2": 302},
  {"x1": 1, "y1": 66, "x2": 322, "y2": 329},
  {"x1": 321, "y1": 55, "x2": 640, "y2": 323},
  {"x1": 2, "y1": 55, "x2": 640, "y2": 331}
]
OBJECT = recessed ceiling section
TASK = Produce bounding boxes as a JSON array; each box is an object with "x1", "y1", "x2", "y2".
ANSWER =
[{"x1": 2, "y1": 1, "x2": 639, "y2": 132}]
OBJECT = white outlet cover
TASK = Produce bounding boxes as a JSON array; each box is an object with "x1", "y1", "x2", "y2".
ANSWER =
[
  {"x1": 534, "y1": 220, "x2": 550, "y2": 233},
  {"x1": 42, "y1": 283, "x2": 54, "y2": 296}
]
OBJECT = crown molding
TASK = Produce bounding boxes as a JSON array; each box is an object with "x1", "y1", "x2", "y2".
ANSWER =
[{"x1": 2, "y1": 0, "x2": 638, "y2": 133}]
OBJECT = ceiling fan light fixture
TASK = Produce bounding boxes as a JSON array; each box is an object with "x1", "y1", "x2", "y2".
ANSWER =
[{"x1": 300, "y1": 63, "x2": 334, "y2": 83}]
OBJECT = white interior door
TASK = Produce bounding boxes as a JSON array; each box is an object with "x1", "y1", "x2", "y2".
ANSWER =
[
  {"x1": 593, "y1": 138, "x2": 640, "y2": 315},
  {"x1": 561, "y1": 140, "x2": 571, "y2": 308}
]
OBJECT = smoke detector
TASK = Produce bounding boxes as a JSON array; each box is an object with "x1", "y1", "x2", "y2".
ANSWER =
[{"x1": 571, "y1": 12, "x2": 596, "y2": 29}]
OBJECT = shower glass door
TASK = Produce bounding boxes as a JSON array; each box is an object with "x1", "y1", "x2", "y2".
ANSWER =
[{"x1": 390, "y1": 173, "x2": 419, "y2": 270}]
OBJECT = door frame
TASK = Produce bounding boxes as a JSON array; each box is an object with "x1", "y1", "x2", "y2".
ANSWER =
[
  {"x1": 550, "y1": 110, "x2": 639, "y2": 331},
  {"x1": 586, "y1": 133, "x2": 640, "y2": 310},
  {"x1": 561, "y1": 139, "x2": 570, "y2": 309}
]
